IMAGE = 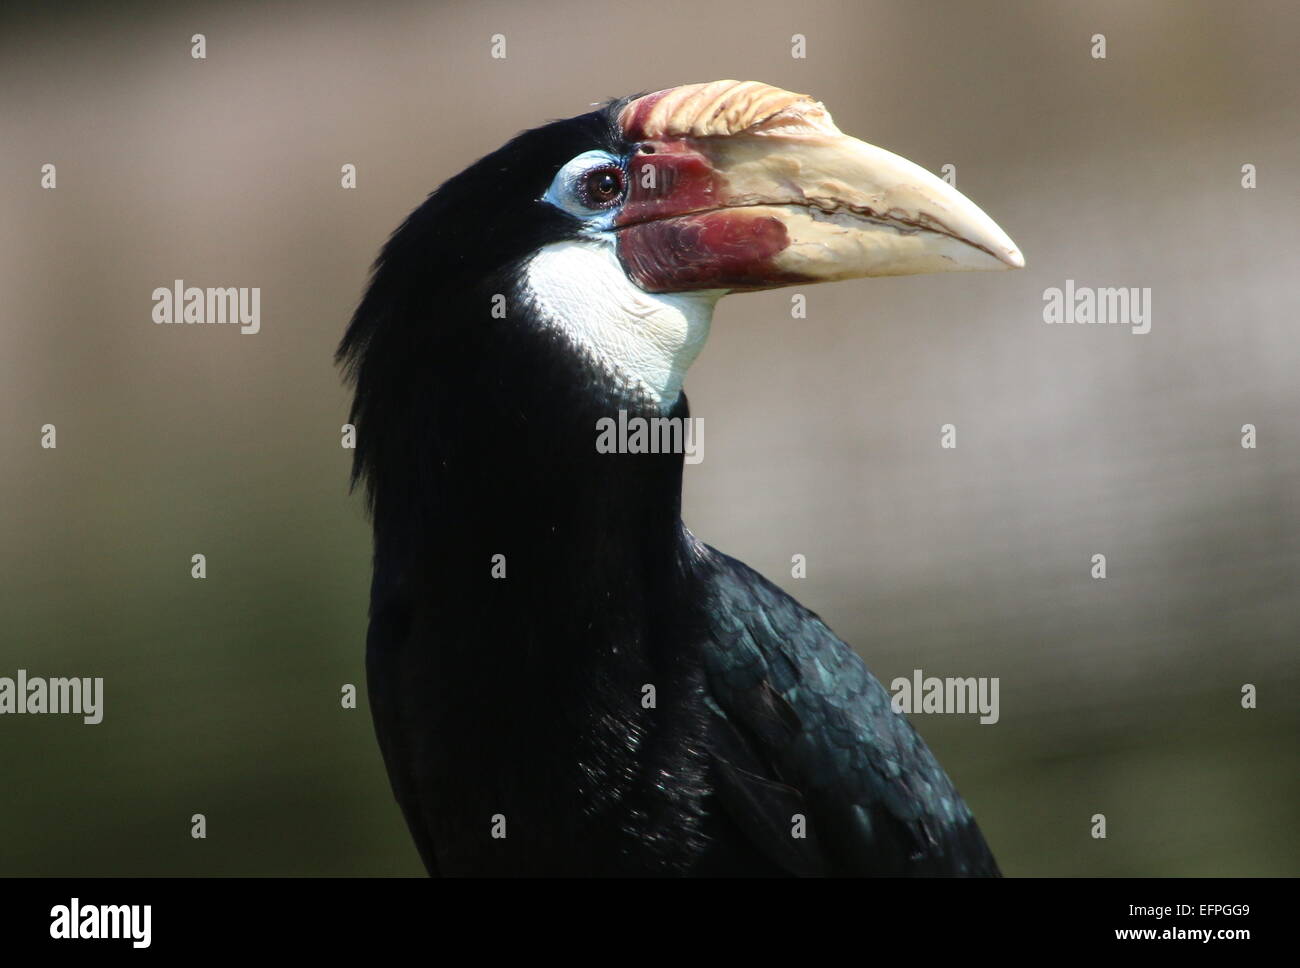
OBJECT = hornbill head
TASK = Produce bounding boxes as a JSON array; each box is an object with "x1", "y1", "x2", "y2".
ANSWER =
[
  {"x1": 523, "y1": 79, "x2": 1023, "y2": 407},
  {"x1": 340, "y1": 80, "x2": 1023, "y2": 507}
]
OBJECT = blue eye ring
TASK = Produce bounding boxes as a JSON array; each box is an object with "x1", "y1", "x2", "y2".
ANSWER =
[{"x1": 543, "y1": 150, "x2": 628, "y2": 221}]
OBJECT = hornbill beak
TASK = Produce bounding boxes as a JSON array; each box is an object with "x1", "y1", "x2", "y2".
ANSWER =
[{"x1": 614, "y1": 80, "x2": 1024, "y2": 293}]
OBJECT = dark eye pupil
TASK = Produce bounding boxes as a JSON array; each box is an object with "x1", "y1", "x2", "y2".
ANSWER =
[{"x1": 586, "y1": 168, "x2": 621, "y2": 203}]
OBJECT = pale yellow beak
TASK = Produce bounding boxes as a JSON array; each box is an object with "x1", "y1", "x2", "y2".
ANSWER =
[{"x1": 614, "y1": 80, "x2": 1024, "y2": 292}]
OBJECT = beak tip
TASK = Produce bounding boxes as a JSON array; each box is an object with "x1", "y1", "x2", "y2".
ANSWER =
[{"x1": 1002, "y1": 246, "x2": 1026, "y2": 270}]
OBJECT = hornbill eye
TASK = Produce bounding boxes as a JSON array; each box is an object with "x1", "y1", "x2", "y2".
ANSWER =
[
  {"x1": 542, "y1": 150, "x2": 627, "y2": 220},
  {"x1": 581, "y1": 167, "x2": 624, "y2": 207}
]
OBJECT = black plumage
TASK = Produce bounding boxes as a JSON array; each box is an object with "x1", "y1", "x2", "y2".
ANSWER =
[{"x1": 338, "y1": 97, "x2": 998, "y2": 876}]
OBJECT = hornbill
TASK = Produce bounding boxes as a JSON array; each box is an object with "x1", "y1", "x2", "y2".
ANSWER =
[{"x1": 339, "y1": 80, "x2": 1022, "y2": 876}]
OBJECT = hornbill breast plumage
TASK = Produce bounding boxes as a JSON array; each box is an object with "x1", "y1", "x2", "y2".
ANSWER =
[{"x1": 339, "y1": 80, "x2": 1019, "y2": 875}]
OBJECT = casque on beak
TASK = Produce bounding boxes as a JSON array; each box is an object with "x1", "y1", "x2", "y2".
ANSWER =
[{"x1": 613, "y1": 80, "x2": 1024, "y2": 293}]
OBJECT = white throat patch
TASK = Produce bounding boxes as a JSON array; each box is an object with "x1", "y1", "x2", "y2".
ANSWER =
[{"x1": 521, "y1": 240, "x2": 720, "y2": 407}]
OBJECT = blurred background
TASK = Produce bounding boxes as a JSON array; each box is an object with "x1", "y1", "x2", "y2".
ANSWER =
[{"x1": 1, "y1": 0, "x2": 1296, "y2": 876}]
